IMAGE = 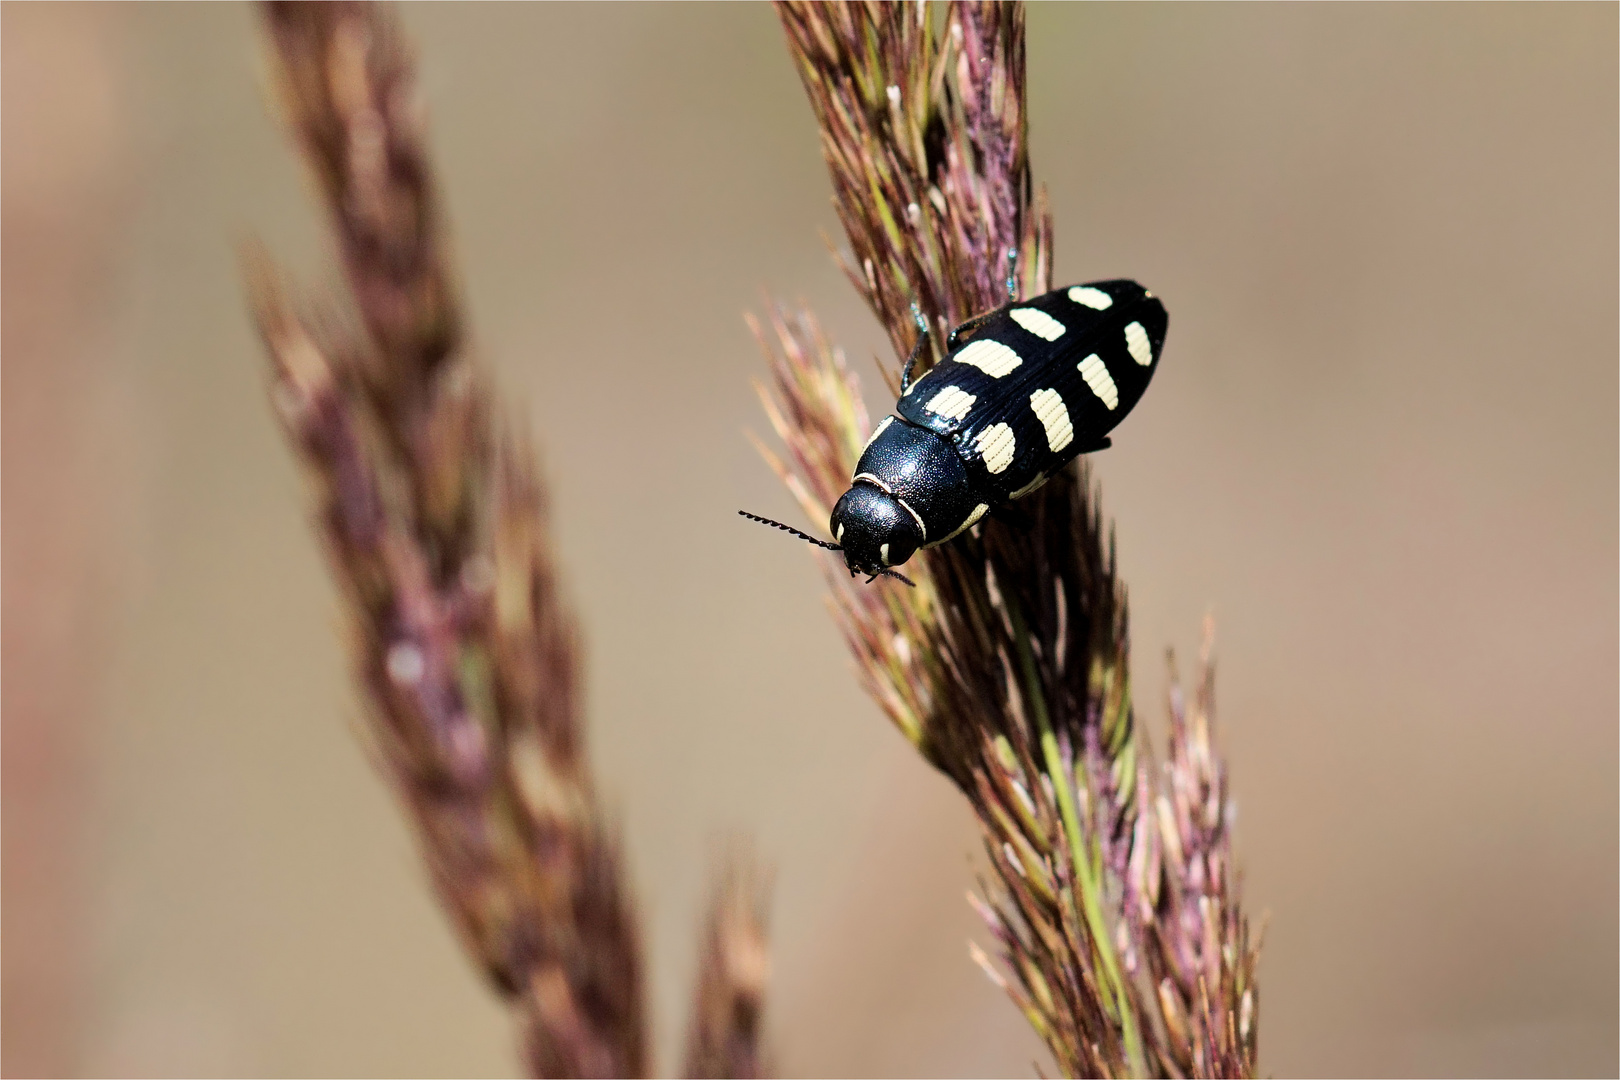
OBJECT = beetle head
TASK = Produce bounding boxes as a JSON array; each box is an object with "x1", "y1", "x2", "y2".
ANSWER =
[
  {"x1": 737, "y1": 500, "x2": 916, "y2": 587},
  {"x1": 829, "y1": 482, "x2": 924, "y2": 578}
]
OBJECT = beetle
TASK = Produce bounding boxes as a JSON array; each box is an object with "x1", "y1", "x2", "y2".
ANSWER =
[{"x1": 743, "y1": 279, "x2": 1166, "y2": 584}]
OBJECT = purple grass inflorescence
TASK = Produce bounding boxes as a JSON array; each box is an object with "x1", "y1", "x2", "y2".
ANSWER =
[
  {"x1": 756, "y1": 4, "x2": 1260, "y2": 1076},
  {"x1": 246, "y1": 4, "x2": 771, "y2": 1076}
]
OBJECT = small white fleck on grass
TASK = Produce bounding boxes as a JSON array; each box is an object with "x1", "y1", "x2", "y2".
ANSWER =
[
  {"x1": 1003, "y1": 842, "x2": 1025, "y2": 877},
  {"x1": 387, "y1": 642, "x2": 425, "y2": 685}
]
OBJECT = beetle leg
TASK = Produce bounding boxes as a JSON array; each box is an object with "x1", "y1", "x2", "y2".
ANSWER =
[
  {"x1": 902, "y1": 300, "x2": 1009, "y2": 391},
  {"x1": 1080, "y1": 436, "x2": 1113, "y2": 453},
  {"x1": 946, "y1": 308, "x2": 1001, "y2": 349}
]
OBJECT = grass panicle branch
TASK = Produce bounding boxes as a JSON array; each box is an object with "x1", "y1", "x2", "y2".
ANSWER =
[
  {"x1": 683, "y1": 858, "x2": 775, "y2": 1080},
  {"x1": 247, "y1": 4, "x2": 670, "y2": 1075},
  {"x1": 1130, "y1": 626, "x2": 1260, "y2": 1079},
  {"x1": 758, "y1": 3, "x2": 1258, "y2": 1076}
]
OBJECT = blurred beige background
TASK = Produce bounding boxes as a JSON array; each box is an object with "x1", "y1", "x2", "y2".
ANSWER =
[{"x1": 3, "y1": 3, "x2": 1615, "y2": 1077}]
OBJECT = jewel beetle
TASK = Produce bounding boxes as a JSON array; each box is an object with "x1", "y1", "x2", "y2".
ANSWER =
[{"x1": 743, "y1": 279, "x2": 1166, "y2": 584}]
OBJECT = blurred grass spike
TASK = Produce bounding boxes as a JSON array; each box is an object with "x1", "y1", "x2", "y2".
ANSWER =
[
  {"x1": 683, "y1": 852, "x2": 775, "y2": 1080},
  {"x1": 246, "y1": 3, "x2": 770, "y2": 1077},
  {"x1": 757, "y1": 2, "x2": 1259, "y2": 1075}
]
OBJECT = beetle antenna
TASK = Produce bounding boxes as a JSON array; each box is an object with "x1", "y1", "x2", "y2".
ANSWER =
[
  {"x1": 738, "y1": 510, "x2": 842, "y2": 551},
  {"x1": 877, "y1": 567, "x2": 916, "y2": 587}
]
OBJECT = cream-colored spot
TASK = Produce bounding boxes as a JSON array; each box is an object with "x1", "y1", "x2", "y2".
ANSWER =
[
  {"x1": 862, "y1": 414, "x2": 895, "y2": 452},
  {"x1": 1009, "y1": 307, "x2": 1066, "y2": 342},
  {"x1": 934, "y1": 502, "x2": 990, "y2": 545},
  {"x1": 1029, "y1": 388, "x2": 1073, "y2": 453},
  {"x1": 1011, "y1": 473, "x2": 1049, "y2": 499},
  {"x1": 975, "y1": 423, "x2": 1017, "y2": 474},
  {"x1": 1125, "y1": 321, "x2": 1154, "y2": 366},
  {"x1": 1078, "y1": 354, "x2": 1119, "y2": 410},
  {"x1": 836, "y1": 523, "x2": 845, "y2": 543},
  {"x1": 880, "y1": 542, "x2": 891, "y2": 565},
  {"x1": 1069, "y1": 286, "x2": 1113, "y2": 310},
  {"x1": 924, "y1": 385, "x2": 977, "y2": 420},
  {"x1": 954, "y1": 338, "x2": 1023, "y2": 378}
]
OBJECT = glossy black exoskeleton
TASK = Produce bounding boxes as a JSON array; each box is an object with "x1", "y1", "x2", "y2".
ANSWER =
[{"x1": 743, "y1": 279, "x2": 1166, "y2": 585}]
